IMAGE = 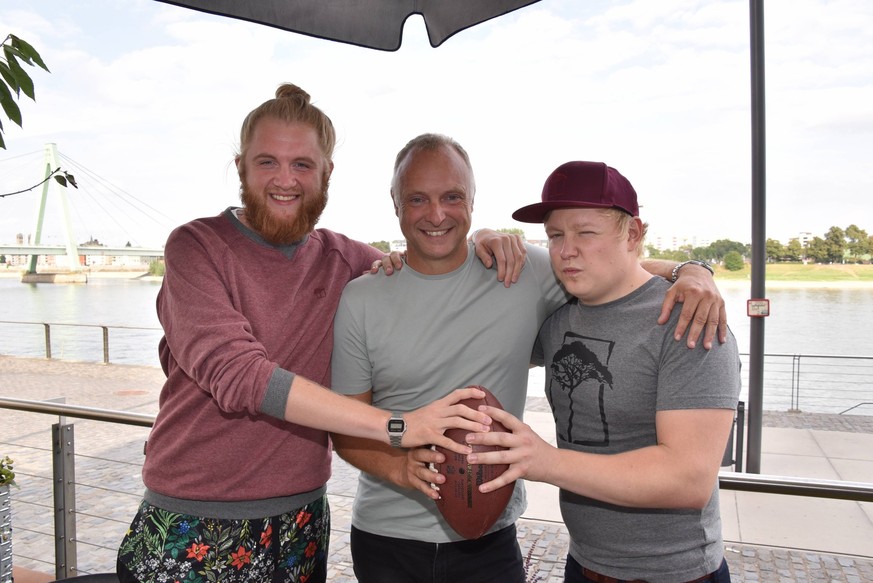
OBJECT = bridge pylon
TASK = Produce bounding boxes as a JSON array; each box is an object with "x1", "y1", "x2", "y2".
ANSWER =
[{"x1": 26, "y1": 143, "x2": 82, "y2": 276}]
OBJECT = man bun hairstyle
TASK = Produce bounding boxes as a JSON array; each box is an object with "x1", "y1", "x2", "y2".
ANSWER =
[{"x1": 238, "y1": 83, "x2": 336, "y2": 164}]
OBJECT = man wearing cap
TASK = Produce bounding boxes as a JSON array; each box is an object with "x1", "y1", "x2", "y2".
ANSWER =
[
  {"x1": 330, "y1": 138, "x2": 732, "y2": 582},
  {"x1": 468, "y1": 161, "x2": 741, "y2": 583}
]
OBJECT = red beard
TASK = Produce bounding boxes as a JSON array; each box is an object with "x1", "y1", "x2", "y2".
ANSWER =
[{"x1": 238, "y1": 173, "x2": 329, "y2": 246}]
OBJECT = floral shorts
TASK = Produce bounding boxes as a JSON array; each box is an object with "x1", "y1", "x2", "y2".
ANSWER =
[{"x1": 117, "y1": 495, "x2": 330, "y2": 582}]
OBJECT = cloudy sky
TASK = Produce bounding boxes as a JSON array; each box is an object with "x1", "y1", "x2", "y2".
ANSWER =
[{"x1": 1, "y1": 0, "x2": 871, "y2": 249}]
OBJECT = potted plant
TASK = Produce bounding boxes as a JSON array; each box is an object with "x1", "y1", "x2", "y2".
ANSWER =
[{"x1": 1, "y1": 456, "x2": 15, "y2": 583}]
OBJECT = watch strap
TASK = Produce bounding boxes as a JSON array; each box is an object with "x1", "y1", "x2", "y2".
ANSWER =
[
  {"x1": 671, "y1": 259, "x2": 714, "y2": 283},
  {"x1": 387, "y1": 412, "x2": 406, "y2": 448}
]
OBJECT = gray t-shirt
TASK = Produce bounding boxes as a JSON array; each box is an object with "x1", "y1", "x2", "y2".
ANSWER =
[
  {"x1": 533, "y1": 276, "x2": 741, "y2": 583},
  {"x1": 332, "y1": 242, "x2": 567, "y2": 542}
]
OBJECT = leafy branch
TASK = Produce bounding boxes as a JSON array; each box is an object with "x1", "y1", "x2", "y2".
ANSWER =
[
  {"x1": 1, "y1": 33, "x2": 51, "y2": 150},
  {"x1": 0, "y1": 456, "x2": 16, "y2": 488},
  {"x1": 0, "y1": 166, "x2": 78, "y2": 198}
]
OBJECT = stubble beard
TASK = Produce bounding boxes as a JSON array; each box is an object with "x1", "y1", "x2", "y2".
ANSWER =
[{"x1": 238, "y1": 168, "x2": 329, "y2": 246}]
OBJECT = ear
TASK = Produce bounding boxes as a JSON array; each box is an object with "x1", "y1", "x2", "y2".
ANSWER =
[
  {"x1": 627, "y1": 217, "x2": 644, "y2": 250},
  {"x1": 391, "y1": 190, "x2": 400, "y2": 217}
]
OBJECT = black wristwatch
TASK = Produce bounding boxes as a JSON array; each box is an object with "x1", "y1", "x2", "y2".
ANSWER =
[
  {"x1": 671, "y1": 259, "x2": 714, "y2": 283},
  {"x1": 387, "y1": 412, "x2": 406, "y2": 448}
]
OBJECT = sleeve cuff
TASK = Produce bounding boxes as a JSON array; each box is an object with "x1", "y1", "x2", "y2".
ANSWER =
[{"x1": 260, "y1": 367, "x2": 295, "y2": 420}]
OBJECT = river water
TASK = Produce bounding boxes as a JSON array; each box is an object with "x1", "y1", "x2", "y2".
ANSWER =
[{"x1": 2, "y1": 276, "x2": 872, "y2": 414}]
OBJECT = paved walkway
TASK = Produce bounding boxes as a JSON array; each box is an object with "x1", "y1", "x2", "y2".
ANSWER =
[{"x1": 2, "y1": 355, "x2": 873, "y2": 582}]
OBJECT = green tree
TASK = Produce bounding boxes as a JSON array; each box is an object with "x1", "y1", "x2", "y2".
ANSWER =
[
  {"x1": 690, "y1": 246, "x2": 713, "y2": 262},
  {"x1": 845, "y1": 224, "x2": 870, "y2": 260},
  {"x1": 703, "y1": 239, "x2": 748, "y2": 263},
  {"x1": 647, "y1": 246, "x2": 692, "y2": 262},
  {"x1": 823, "y1": 226, "x2": 846, "y2": 263},
  {"x1": 785, "y1": 239, "x2": 803, "y2": 262},
  {"x1": 805, "y1": 236, "x2": 828, "y2": 263},
  {"x1": 724, "y1": 250, "x2": 744, "y2": 271},
  {"x1": 660, "y1": 249, "x2": 690, "y2": 262},
  {"x1": 369, "y1": 240, "x2": 390, "y2": 253},
  {"x1": 1, "y1": 34, "x2": 50, "y2": 149},
  {"x1": 148, "y1": 260, "x2": 165, "y2": 277},
  {"x1": 765, "y1": 238, "x2": 785, "y2": 262}
]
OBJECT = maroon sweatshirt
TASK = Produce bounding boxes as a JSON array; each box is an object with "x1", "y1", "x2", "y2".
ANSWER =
[{"x1": 142, "y1": 209, "x2": 380, "y2": 504}]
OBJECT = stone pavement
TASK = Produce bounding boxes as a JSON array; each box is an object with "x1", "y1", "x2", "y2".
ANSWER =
[{"x1": 1, "y1": 355, "x2": 873, "y2": 582}]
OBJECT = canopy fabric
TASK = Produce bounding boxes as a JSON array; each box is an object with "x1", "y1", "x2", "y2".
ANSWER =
[{"x1": 156, "y1": 0, "x2": 542, "y2": 51}]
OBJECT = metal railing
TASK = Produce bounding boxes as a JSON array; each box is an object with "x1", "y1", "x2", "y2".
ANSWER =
[
  {"x1": 2, "y1": 320, "x2": 872, "y2": 415},
  {"x1": 0, "y1": 320, "x2": 161, "y2": 365},
  {"x1": 737, "y1": 352, "x2": 873, "y2": 415},
  {"x1": 2, "y1": 396, "x2": 873, "y2": 578}
]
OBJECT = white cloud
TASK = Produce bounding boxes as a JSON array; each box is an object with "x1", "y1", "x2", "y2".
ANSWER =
[{"x1": 1, "y1": 0, "x2": 871, "y2": 249}]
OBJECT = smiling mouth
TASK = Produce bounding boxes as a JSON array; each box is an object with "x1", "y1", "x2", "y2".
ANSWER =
[
  {"x1": 423, "y1": 229, "x2": 449, "y2": 237},
  {"x1": 271, "y1": 193, "x2": 300, "y2": 202}
]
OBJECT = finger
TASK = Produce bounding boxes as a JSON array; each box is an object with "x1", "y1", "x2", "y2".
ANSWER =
[
  {"x1": 417, "y1": 464, "x2": 445, "y2": 486},
  {"x1": 443, "y1": 386, "x2": 487, "y2": 405},
  {"x1": 658, "y1": 286, "x2": 678, "y2": 326},
  {"x1": 718, "y1": 305, "x2": 728, "y2": 344},
  {"x1": 466, "y1": 446, "x2": 515, "y2": 465},
  {"x1": 410, "y1": 446, "x2": 444, "y2": 465},
  {"x1": 478, "y1": 469, "x2": 522, "y2": 493},
  {"x1": 473, "y1": 243, "x2": 494, "y2": 269},
  {"x1": 477, "y1": 405, "x2": 519, "y2": 429},
  {"x1": 673, "y1": 296, "x2": 699, "y2": 344},
  {"x1": 498, "y1": 254, "x2": 511, "y2": 286},
  {"x1": 508, "y1": 236, "x2": 526, "y2": 285},
  {"x1": 431, "y1": 434, "x2": 473, "y2": 455},
  {"x1": 388, "y1": 251, "x2": 404, "y2": 270},
  {"x1": 498, "y1": 244, "x2": 515, "y2": 288},
  {"x1": 382, "y1": 255, "x2": 396, "y2": 276},
  {"x1": 414, "y1": 479, "x2": 441, "y2": 499},
  {"x1": 409, "y1": 463, "x2": 444, "y2": 499},
  {"x1": 444, "y1": 416, "x2": 492, "y2": 433},
  {"x1": 465, "y1": 431, "x2": 514, "y2": 451},
  {"x1": 685, "y1": 312, "x2": 709, "y2": 350},
  {"x1": 701, "y1": 304, "x2": 721, "y2": 350},
  {"x1": 490, "y1": 243, "x2": 509, "y2": 283}
]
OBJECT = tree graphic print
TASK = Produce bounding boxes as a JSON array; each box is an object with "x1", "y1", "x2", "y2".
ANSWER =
[{"x1": 548, "y1": 333, "x2": 614, "y2": 446}]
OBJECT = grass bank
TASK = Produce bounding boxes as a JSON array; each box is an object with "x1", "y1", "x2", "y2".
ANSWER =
[{"x1": 715, "y1": 263, "x2": 873, "y2": 282}]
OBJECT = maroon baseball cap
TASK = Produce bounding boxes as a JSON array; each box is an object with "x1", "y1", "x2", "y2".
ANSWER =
[{"x1": 512, "y1": 161, "x2": 639, "y2": 223}]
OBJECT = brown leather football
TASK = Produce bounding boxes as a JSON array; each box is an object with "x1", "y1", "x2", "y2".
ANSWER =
[{"x1": 434, "y1": 385, "x2": 514, "y2": 539}]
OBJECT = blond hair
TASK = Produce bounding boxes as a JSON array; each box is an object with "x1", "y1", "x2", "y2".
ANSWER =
[
  {"x1": 238, "y1": 83, "x2": 336, "y2": 164},
  {"x1": 606, "y1": 208, "x2": 648, "y2": 257}
]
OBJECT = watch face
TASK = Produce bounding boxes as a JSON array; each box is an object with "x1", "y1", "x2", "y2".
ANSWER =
[{"x1": 387, "y1": 418, "x2": 405, "y2": 433}]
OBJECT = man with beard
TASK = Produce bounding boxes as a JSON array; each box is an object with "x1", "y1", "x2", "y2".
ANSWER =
[{"x1": 115, "y1": 84, "x2": 515, "y2": 583}]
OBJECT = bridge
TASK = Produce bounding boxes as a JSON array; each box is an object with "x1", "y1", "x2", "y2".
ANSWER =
[
  {"x1": 2, "y1": 143, "x2": 173, "y2": 278},
  {"x1": 0, "y1": 244, "x2": 164, "y2": 258}
]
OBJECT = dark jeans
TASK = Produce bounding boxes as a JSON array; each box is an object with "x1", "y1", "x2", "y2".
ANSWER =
[
  {"x1": 564, "y1": 554, "x2": 731, "y2": 583},
  {"x1": 350, "y1": 524, "x2": 526, "y2": 583}
]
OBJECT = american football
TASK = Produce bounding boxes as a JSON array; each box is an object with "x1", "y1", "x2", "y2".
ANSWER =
[{"x1": 434, "y1": 385, "x2": 514, "y2": 539}]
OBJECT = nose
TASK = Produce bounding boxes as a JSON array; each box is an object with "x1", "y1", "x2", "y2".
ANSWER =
[
  {"x1": 426, "y1": 201, "x2": 447, "y2": 225},
  {"x1": 559, "y1": 237, "x2": 577, "y2": 260},
  {"x1": 274, "y1": 166, "x2": 298, "y2": 189}
]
